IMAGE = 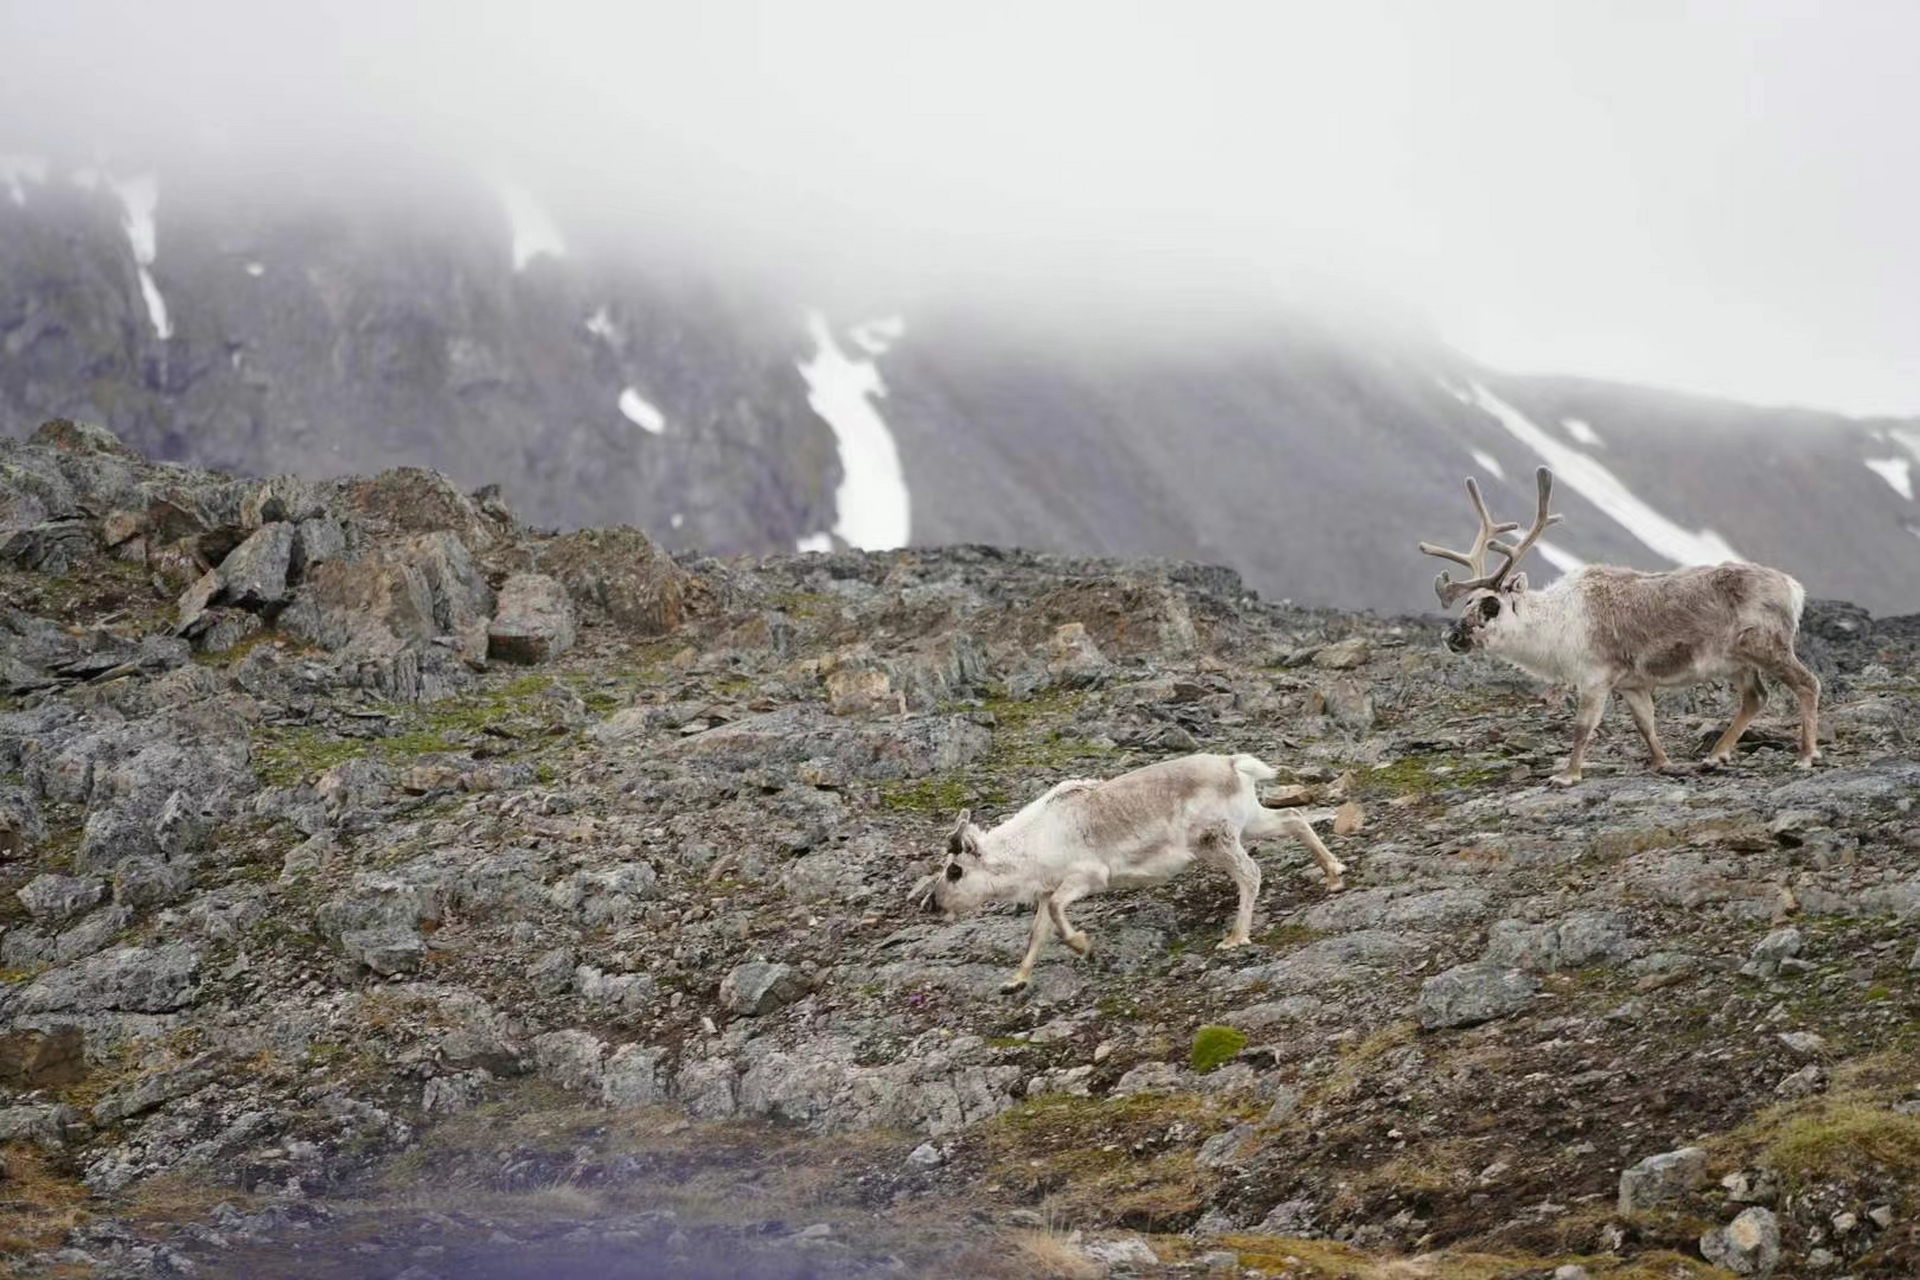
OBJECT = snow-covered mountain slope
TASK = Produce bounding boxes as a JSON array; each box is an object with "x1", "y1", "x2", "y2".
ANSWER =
[{"x1": 1, "y1": 162, "x2": 1914, "y2": 614}]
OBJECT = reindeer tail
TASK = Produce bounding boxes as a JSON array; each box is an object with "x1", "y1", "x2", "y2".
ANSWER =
[{"x1": 1231, "y1": 753, "x2": 1278, "y2": 784}]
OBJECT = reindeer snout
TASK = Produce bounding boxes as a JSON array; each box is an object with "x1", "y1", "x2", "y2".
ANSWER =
[{"x1": 1445, "y1": 621, "x2": 1474, "y2": 654}]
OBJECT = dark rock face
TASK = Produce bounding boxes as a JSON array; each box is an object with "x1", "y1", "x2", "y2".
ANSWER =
[
  {"x1": 0, "y1": 167, "x2": 840, "y2": 561},
  {"x1": 5, "y1": 165, "x2": 1919, "y2": 618}
]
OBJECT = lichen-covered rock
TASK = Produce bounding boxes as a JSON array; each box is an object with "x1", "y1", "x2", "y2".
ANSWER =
[
  {"x1": 280, "y1": 531, "x2": 492, "y2": 690},
  {"x1": 573, "y1": 965, "x2": 657, "y2": 1013},
  {"x1": 487, "y1": 573, "x2": 577, "y2": 665},
  {"x1": 1483, "y1": 911, "x2": 1631, "y2": 972},
  {"x1": 533, "y1": 1030, "x2": 608, "y2": 1094},
  {"x1": 30, "y1": 418, "x2": 140, "y2": 460},
  {"x1": 341, "y1": 467, "x2": 508, "y2": 551},
  {"x1": 1701, "y1": 1206, "x2": 1782, "y2": 1276},
  {"x1": 720, "y1": 961, "x2": 806, "y2": 1017},
  {"x1": 1739, "y1": 926, "x2": 1804, "y2": 979},
  {"x1": 16, "y1": 873, "x2": 104, "y2": 922},
  {"x1": 216, "y1": 521, "x2": 297, "y2": 607},
  {"x1": 1417, "y1": 963, "x2": 1539, "y2": 1030},
  {"x1": 340, "y1": 926, "x2": 427, "y2": 975},
  {"x1": 602, "y1": 1045, "x2": 667, "y2": 1108},
  {"x1": 539, "y1": 525, "x2": 689, "y2": 635},
  {"x1": 1619, "y1": 1146, "x2": 1710, "y2": 1213},
  {"x1": 7, "y1": 944, "x2": 200, "y2": 1015}
]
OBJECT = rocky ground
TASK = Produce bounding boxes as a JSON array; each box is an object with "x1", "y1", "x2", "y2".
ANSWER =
[{"x1": 1, "y1": 420, "x2": 1917, "y2": 1280}]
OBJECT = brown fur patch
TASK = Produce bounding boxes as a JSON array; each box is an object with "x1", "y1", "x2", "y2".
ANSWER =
[
  {"x1": 1064, "y1": 755, "x2": 1230, "y2": 850},
  {"x1": 1644, "y1": 642, "x2": 1696, "y2": 680},
  {"x1": 1580, "y1": 564, "x2": 1801, "y2": 677}
]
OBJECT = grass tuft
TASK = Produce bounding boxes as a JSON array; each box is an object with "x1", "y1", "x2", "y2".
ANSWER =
[{"x1": 1189, "y1": 1025, "x2": 1248, "y2": 1074}]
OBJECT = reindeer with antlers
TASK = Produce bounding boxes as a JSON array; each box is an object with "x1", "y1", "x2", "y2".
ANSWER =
[{"x1": 1419, "y1": 466, "x2": 1820, "y2": 786}]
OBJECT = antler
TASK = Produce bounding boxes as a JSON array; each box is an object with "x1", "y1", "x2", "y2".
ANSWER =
[
  {"x1": 1418, "y1": 476, "x2": 1521, "y2": 607},
  {"x1": 1483, "y1": 466, "x2": 1562, "y2": 589}
]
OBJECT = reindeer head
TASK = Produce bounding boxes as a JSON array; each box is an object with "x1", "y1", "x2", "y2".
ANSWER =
[
  {"x1": 1419, "y1": 466, "x2": 1562, "y2": 654},
  {"x1": 909, "y1": 810, "x2": 990, "y2": 916}
]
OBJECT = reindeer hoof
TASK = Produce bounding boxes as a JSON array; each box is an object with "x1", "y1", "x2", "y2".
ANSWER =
[
  {"x1": 1065, "y1": 931, "x2": 1092, "y2": 957},
  {"x1": 999, "y1": 977, "x2": 1029, "y2": 995},
  {"x1": 1216, "y1": 934, "x2": 1251, "y2": 951},
  {"x1": 1547, "y1": 771, "x2": 1581, "y2": 788},
  {"x1": 1656, "y1": 762, "x2": 1692, "y2": 777},
  {"x1": 1702, "y1": 753, "x2": 1731, "y2": 770},
  {"x1": 1794, "y1": 755, "x2": 1817, "y2": 771}
]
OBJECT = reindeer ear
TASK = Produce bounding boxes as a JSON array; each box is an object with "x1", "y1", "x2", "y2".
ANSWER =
[
  {"x1": 1506, "y1": 572, "x2": 1529, "y2": 595},
  {"x1": 952, "y1": 809, "x2": 971, "y2": 830}
]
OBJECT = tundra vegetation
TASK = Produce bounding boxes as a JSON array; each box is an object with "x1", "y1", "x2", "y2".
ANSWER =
[{"x1": 0, "y1": 423, "x2": 1917, "y2": 1278}]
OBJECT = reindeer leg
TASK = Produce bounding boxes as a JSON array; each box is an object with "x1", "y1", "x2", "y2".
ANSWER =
[
  {"x1": 1767, "y1": 654, "x2": 1821, "y2": 768},
  {"x1": 1002, "y1": 896, "x2": 1054, "y2": 994},
  {"x1": 1045, "y1": 878, "x2": 1096, "y2": 958},
  {"x1": 1619, "y1": 687, "x2": 1678, "y2": 772},
  {"x1": 1551, "y1": 682, "x2": 1612, "y2": 786},
  {"x1": 1705, "y1": 668, "x2": 1766, "y2": 766},
  {"x1": 1193, "y1": 826, "x2": 1264, "y2": 949},
  {"x1": 1247, "y1": 809, "x2": 1346, "y2": 891}
]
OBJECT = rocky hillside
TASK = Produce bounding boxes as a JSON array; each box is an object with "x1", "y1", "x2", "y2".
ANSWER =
[
  {"x1": 4, "y1": 162, "x2": 1918, "y2": 616},
  {"x1": 1, "y1": 421, "x2": 1918, "y2": 1280}
]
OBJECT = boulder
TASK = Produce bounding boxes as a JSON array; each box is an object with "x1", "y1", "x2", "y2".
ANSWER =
[
  {"x1": 16, "y1": 873, "x2": 104, "y2": 923},
  {"x1": 215, "y1": 521, "x2": 296, "y2": 606},
  {"x1": 539, "y1": 526, "x2": 689, "y2": 635},
  {"x1": 602, "y1": 1045, "x2": 667, "y2": 1108},
  {"x1": 1619, "y1": 1146, "x2": 1710, "y2": 1214},
  {"x1": 1483, "y1": 911, "x2": 1631, "y2": 972},
  {"x1": 8, "y1": 944, "x2": 201, "y2": 1014},
  {"x1": 280, "y1": 531, "x2": 493, "y2": 691},
  {"x1": 1701, "y1": 1206, "x2": 1781, "y2": 1276},
  {"x1": 339, "y1": 927, "x2": 427, "y2": 975},
  {"x1": 1417, "y1": 963, "x2": 1539, "y2": 1030},
  {"x1": 487, "y1": 573, "x2": 577, "y2": 665},
  {"x1": 29, "y1": 418, "x2": 140, "y2": 460},
  {"x1": 532, "y1": 1030, "x2": 607, "y2": 1093},
  {"x1": 720, "y1": 961, "x2": 807, "y2": 1016}
]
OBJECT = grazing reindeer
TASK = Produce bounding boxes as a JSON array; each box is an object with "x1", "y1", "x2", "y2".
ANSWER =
[
  {"x1": 1419, "y1": 466, "x2": 1820, "y2": 786},
  {"x1": 907, "y1": 753, "x2": 1349, "y2": 993}
]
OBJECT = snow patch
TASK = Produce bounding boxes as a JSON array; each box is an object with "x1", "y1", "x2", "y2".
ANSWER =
[
  {"x1": 617, "y1": 388, "x2": 666, "y2": 435},
  {"x1": 245, "y1": 262, "x2": 266, "y2": 278},
  {"x1": 1562, "y1": 417, "x2": 1603, "y2": 447},
  {"x1": 1455, "y1": 381, "x2": 1742, "y2": 566},
  {"x1": 494, "y1": 180, "x2": 566, "y2": 270},
  {"x1": 849, "y1": 316, "x2": 907, "y2": 356},
  {"x1": 797, "y1": 311, "x2": 911, "y2": 551},
  {"x1": 0, "y1": 154, "x2": 47, "y2": 206},
  {"x1": 137, "y1": 272, "x2": 172, "y2": 340},
  {"x1": 1865, "y1": 457, "x2": 1913, "y2": 501},
  {"x1": 795, "y1": 532, "x2": 835, "y2": 554},
  {"x1": 1868, "y1": 427, "x2": 1920, "y2": 499},
  {"x1": 1469, "y1": 449, "x2": 1506, "y2": 480},
  {"x1": 585, "y1": 307, "x2": 616, "y2": 341},
  {"x1": 88, "y1": 173, "x2": 171, "y2": 339}
]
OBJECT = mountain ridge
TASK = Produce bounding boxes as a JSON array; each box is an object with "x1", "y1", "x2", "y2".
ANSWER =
[{"x1": 2, "y1": 161, "x2": 1915, "y2": 616}]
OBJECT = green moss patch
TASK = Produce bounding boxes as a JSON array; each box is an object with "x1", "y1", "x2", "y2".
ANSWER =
[{"x1": 1189, "y1": 1025, "x2": 1248, "y2": 1074}]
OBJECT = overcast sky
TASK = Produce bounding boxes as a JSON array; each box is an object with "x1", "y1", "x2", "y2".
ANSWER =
[{"x1": 3, "y1": 0, "x2": 1914, "y2": 415}]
